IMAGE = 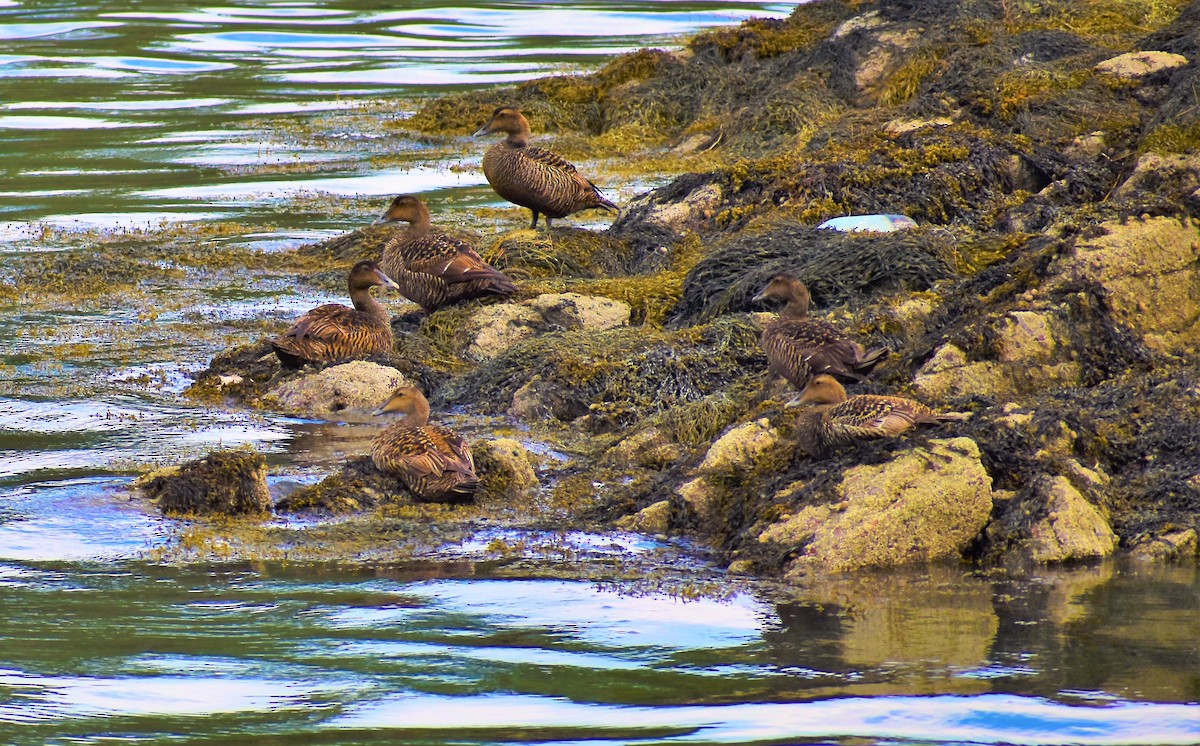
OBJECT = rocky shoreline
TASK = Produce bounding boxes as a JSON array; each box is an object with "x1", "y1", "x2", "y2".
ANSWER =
[{"x1": 167, "y1": 0, "x2": 1200, "y2": 574}]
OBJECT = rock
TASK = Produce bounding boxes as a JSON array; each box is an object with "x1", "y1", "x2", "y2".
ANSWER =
[
  {"x1": 885, "y1": 117, "x2": 954, "y2": 136},
  {"x1": 508, "y1": 376, "x2": 551, "y2": 420},
  {"x1": 1055, "y1": 217, "x2": 1200, "y2": 352},
  {"x1": 676, "y1": 418, "x2": 780, "y2": 524},
  {"x1": 602, "y1": 427, "x2": 684, "y2": 470},
  {"x1": 616, "y1": 500, "x2": 671, "y2": 534},
  {"x1": 1114, "y1": 153, "x2": 1200, "y2": 202},
  {"x1": 1129, "y1": 529, "x2": 1199, "y2": 562},
  {"x1": 639, "y1": 183, "x2": 724, "y2": 232},
  {"x1": 759, "y1": 437, "x2": 994, "y2": 575},
  {"x1": 137, "y1": 449, "x2": 271, "y2": 516},
  {"x1": 466, "y1": 293, "x2": 631, "y2": 361},
  {"x1": 995, "y1": 310, "x2": 1060, "y2": 362},
  {"x1": 266, "y1": 362, "x2": 409, "y2": 420},
  {"x1": 1095, "y1": 51, "x2": 1188, "y2": 80},
  {"x1": 1028, "y1": 476, "x2": 1118, "y2": 563},
  {"x1": 914, "y1": 343, "x2": 1014, "y2": 399},
  {"x1": 475, "y1": 438, "x2": 540, "y2": 501}
]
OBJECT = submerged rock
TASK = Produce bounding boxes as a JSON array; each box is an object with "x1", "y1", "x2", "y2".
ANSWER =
[
  {"x1": 758, "y1": 437, "x2": 993, "y2": 575},
  {"x1": 138, "y1": 450, "x2": 271, "y2": 517},
  {"x1": 266, "y1": 361, "x2": 410, "y2": 420}
]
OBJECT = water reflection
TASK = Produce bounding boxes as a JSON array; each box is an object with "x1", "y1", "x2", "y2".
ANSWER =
[{"x1": 0, "y1": 562, "x2": 1195, "y2": 743}]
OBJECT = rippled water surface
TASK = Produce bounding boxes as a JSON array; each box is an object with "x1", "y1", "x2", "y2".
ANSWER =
[{"x1": 2, "y1": 1, "x2": 1199, "y2": 743}]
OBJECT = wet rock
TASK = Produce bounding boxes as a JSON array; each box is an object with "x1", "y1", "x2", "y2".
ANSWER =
[
  {"x1": 466, "y1": 293, "x2": 630, "y2": 361},
  {"x1": 1028, "y1": 475, "x2": 1118, "y2": 563},
  {"x1": 1095, "y1": 51, "x2": 1188, "y2": 80},
  {"x1": 266, "y1": 361, "x2": 410, "y2": 420},
  {"x1": 677, "y1": 419, "x2": 780, "y2": 524},
  {"x1": 759, "y1": 437, "x2": 993, "y2": 575},
  {"x1": 616, "y1": 500, "x2": 671, "y2": 534},
  {"x1": 602, "y1": 426, "x2": 685, "y2": 470},
  {"x1": 474, "y1": 438, "x2": 540, "y2": 501},
  {"x1": 1055, "y1": 217, "x2": 1200, "y2": 352},
  {"x1": 138, "y1": 450, "x2": 271, "y2": 516},
  {"x1": 1129, "y1": 528, "x2": 1199, "y2": 562}
]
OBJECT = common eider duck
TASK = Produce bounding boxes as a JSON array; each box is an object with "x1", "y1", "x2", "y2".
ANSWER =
[
  {"x1": 753, "y1": 274, "x2": 888, "y2": 389},
  {"x1": 272, "y1": 260, "x2": 398, "y2": 369},
  {"x1": 370, "y1": 385, "x2": 479, "y2": 503},
  {"x1": 474, "y1": 106, "x2": 618, "y2": 229},
  {"x1": 375, "y1": 194, "x2": 517, "y2": 312},
  {"x1": 790, "y1": 374, "x2": 968, "y2": 456}
]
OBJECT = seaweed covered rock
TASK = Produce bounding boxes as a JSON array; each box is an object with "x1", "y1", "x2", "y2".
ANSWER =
[
  {"x1": 138, "y1": 450, "x2": 271, "y2": 516},
  {"x1": 758, "y1": 437, "x2": 993, "y2": 575},
  {"x1": 296, "y1": 222, "x2": 410, "y2": 263},
  {"x1": 473, "y1": 438, "x2": 540, "y2": 502},
  {"x1": 670, "y1": 222, "x2": 956, "y2": 324},
  {"x1": 266, "y1": 361, "x2": 410, "y2": 420},
  {"x1": 677, "y1": 418, "x2": 782, "y2": 525},
  {"x1": 274, "y1": 456, "x2": 392, "y2": 514},
  {"x1": 440, "y1": 315, "x2": 765, "y2": 429},
  {"x1": 465, "y1": 293, "x2": 631, "y2": 361},
  {"x1": 1052, "y1": 216, "x2": 1200, "y2": 352}
]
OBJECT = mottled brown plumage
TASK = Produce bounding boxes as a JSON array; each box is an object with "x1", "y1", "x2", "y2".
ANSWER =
[
  {"x1": 375, "y1": 195, "x2": 517, "y2": 312},
  {"x1": 753, "y1": 274, "x2": 888, "y2": 389},
  {"x1": 475, "y1": 106, "x2": 618, "y2": 229},
  {"x1": 370, "y1": 386, "x2": 478, "y2": 503},
  {"x1": 791, "y1": 374, "x2": 968, "y2": 456},
  {"x1": 272, "y1": 261, "x2": 398, "y2": 369}
]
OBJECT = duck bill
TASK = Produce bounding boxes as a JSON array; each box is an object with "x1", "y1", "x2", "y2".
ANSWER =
[
  {"x1": 374, "y1": 269, "x2": 401, "y2": 291},
  {"x1": 473, "y1": 121, "x2": 495, "y2": 137},
  {"x1": 751, "y1": 290, "x2": 767, "y2": 303},
  {"x1": 372, "y1": 210, "x2": 394, "y2": 226}
]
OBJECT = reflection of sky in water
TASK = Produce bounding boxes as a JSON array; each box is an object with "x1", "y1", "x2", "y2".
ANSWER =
[
  {"x1": 324, "y1": 579, "x2": 766, "y2": 652},
  {"x1": 0, "y1": 478, "x2": 162, "y2": 561},
  {"x1": 136, "y1": 165, "x2": 484, "y2": 200},
  {"x1": 0, "y1": 669, "x2": 351, "y2": 722},
  {"x1": 328, "y1": 692, "x2": 1200, "y2": 745}
]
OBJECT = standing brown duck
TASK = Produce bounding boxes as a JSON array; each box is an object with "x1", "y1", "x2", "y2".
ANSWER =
[
  {"x1": 474, "y1": 106, "x2": 618, "y2": 229},
  {"x1": 370, "y1": 386, "x2": 479, "y2": 503},
  {"x1": 272, "y1": 260, "x2": 399, "y2": 369},
  {"x1": 790, "y1": 374, "x2": 968, "y2": 456},
  {"x1": 375, "y1": 194, "x2": 517, "y2": 312},
  {"x1": 753, "y1": 274, "x2": 889, "y2": 389}
]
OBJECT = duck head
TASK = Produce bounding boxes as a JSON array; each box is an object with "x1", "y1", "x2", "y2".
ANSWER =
[
  {"x1": 371, "y1": 385, "x2": 431, "y2": 425},
  {"x1": 752, "y1": 274, "x2": 811, "y2": 318},
  {"x1": 790, "y1": 374, "x2": 848, "y2": 407},
  {"x1": 373, "y1": 194, "x2": 430, "y2": 226},
  {"x1": 474, "y1": 106, "x2": 531, "y2": 145},
  {"x1": 348, "y1": 260, "x2": 400, "y2": 294}
]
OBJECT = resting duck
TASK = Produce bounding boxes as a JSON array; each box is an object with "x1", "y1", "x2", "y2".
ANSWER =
[
  {"x1": 753, "y1": 274, "x2": 888, "y2": 389},
  {"x1": 790, "y1": 375, "x2": 968, "y2": 456},
  {"x1": 375, "y1": 194, "x2": 517, "y2": 312},
  {"x1": 370, "y1": 386, "x2": 479, "y2": 503},
  {"x1": 474, "y1": 106, "x2": 618, "y2": 229},
  {"x1": 272, "y1": 260, "x2": 398, "y2": 368}
]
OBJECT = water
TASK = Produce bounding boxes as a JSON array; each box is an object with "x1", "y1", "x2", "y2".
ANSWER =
[{"x1": 1, "y1": 1, "x2": 1198, "y2": 742}]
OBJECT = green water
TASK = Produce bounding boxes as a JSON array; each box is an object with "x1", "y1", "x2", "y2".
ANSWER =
[{"x1": 1, "y1": 1, "x2": 1198, "y2": 743}]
